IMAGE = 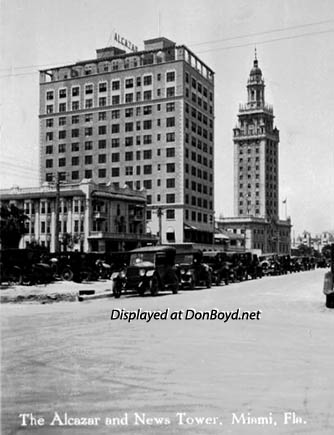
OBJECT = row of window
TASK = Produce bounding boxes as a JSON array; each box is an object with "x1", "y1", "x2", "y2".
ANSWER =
[
  {"x1": 46, "y1": 128, "x2": 176, "y2": 141},
  {"x1": 45, "y1": 72, "x2": 176, "y2": 101},
  {"x1": 186, "y1": 72, "x2": 213, "y2": 101},
  {"x1": 45, "y1": 88, "x2": 176, "y2": 113},
  {"x1": 45, "y1": 103, "x2": 176, "y2": 128}
]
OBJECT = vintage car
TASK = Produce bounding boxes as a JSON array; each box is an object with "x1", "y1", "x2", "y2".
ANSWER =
[
  {"x1": 112, "y1": 246, "x2": 179, "y2": 298},
  {"x1": 0, "y1": 248, "x2": 53, "y2": 285},
  {"x1": 201, "y1": 251, "x2": 234, "y2": 285},
  {"x1": 175, "y1": 249, "x2": 212, "y2": 289}
]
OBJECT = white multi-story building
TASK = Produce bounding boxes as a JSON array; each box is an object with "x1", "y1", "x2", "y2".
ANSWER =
[{"x1": 39, "y1": 37, "x2": 215, "y2": 245}]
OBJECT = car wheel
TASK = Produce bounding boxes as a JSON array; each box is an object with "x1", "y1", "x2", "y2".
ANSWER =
[
  {"x1": 171, "y1": 277, "x2": 179, "y2": 294},
  {"x1": 9, "y1": 268, "x2": 23, "y2": 285},
  {"x1": 61, "y1": 267, "x2": 74, "y2": 281},
  {"x1": 150, "y1": 275, "x2": 159, "y2": 296},
  {"x1": 113, "y1": 281, "x2": 122, "y2": 299}
]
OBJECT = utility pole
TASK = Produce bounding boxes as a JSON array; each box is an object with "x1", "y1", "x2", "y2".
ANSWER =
[
  {"x1": 157, "y1": 207, "x2": 163, "y2": 245},
  {"x1": 54, "y1": 173, "x2": 60, "y2": 253}
]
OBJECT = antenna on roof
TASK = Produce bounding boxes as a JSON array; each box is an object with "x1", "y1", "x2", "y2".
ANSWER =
[
  {"x1": 106, "y1": 27, "x2": 115, "y2": 47},
  {"x1": 158, "y1": 11, "x2": 161, "y2": 37}
]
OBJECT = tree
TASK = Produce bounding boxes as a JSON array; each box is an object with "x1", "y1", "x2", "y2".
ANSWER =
[{"x1": 0, "y1": 204, "x2": 29, "y2": 249}]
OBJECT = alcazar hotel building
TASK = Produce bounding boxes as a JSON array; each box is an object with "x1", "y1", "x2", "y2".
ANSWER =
[{"x1": 39, "y1": 37, "x2": 215, "y2": 246}]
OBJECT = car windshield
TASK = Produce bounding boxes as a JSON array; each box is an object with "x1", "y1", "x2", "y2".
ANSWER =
[
  {"x1": 129, "y1": 252, "x2": 155, "y2": 267},
  {"x1": 175, "y1": 254, "x2": 194, "y2": 265}
]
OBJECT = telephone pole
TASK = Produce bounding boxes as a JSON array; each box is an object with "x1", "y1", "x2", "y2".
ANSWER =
[{"x1": 54, "y1": 173, "x2": 60, "y2": 253}]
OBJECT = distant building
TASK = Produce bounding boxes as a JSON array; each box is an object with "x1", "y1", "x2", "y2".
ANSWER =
[
  {"x1": 39, "y1": 37, "x2": 215, "y2": 245},
  {"x1": 0, "y1": 180, "x2": 155, "y2": 252},
  {"x1": 216, "y1": 54, "x2": 291, "y2": 254}
]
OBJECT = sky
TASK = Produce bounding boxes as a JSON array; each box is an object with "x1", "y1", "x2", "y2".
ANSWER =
[{"x1": 1, "y1": 0, "x2": 333, "y2": 237}]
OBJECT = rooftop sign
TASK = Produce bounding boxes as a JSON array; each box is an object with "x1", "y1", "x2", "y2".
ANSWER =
[{"x1": 114, "y1": 32, "x2": 138, "y2": 52}]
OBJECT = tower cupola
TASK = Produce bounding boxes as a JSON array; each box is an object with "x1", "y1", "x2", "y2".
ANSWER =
[{"x1": 247, "y1": 50, "x2": 265, "y2": 108}]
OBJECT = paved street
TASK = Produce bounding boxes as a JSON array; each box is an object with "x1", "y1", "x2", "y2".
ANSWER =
[{"x1": 1, "y1": 269, "x2": 334, "y2": 435}]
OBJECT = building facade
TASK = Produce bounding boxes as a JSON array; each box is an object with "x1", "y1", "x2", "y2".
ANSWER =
[
  {"x1": 0, "y1": 180, "x2": 155, "y2": 252},
  {"x1": 217, "y1": 54, "x2": 291, "y2": 255},
  {"x1": 39, "y1": 37, "x2": 215, "y2": 245}
]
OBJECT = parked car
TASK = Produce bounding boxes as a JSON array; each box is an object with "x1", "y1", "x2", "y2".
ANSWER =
[
  {"x1": 175, "y1": 249, "x2": 212, "y2": 289},
  {"x1": 112, "y1": 246, "x2": 179, "y2": 298},
  {"x1": 0, "y1": 248, "x2": 53, "y2": 285},
  {"x1": 202, "y1": 251, "x2": 234, "y2": 285}
]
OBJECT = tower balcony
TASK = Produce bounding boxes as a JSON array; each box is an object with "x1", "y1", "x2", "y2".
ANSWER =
[{"x1": 239, "y1": 102, "x2": 273, "y2": 115}]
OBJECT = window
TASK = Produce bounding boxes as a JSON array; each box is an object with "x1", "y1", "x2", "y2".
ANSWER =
[
  {"x1": 99, "y1": 97, "x2": 106, "y2": 107},
  {"x1": 72, "y1": 87, "x2": 80, "y2": 97},
  {"x1": 125, "y1": 108, "x2": 133, "y2": 117},
  {"x1": 85, "y1": 155, "x2": 93, "y2": 164},
  {"x1": 125, "y1": 93, "x2": 133, "y2": 103},
  {"x1": 166, "y1": 194, "x2": 175, "y2": 203},
  {"x1": 58, "y1": 158, "x2": 66, "y2": 167},
  {"x1": 112, "y1": 153, "x2": 120, "y2": 162},
  {"x1": 59, "y1": 103, "x2": 66, "y2": 112},
  {"x1": 99, "y1": 125, "x2": 107, "y2": 135},
  {"x1": 58, "y1": 117, "x2": 66, "y2": 126},
  {"x1": 85, "y1": 169, "x2": 92, "y2": 178},
  {"x1": 112, "y1": 80, "x2": 120, "y2": 90},
  {"x1": 72, "y1": 101, "x2": 79, "y2": 111},
  {"x1": 72, "y1": 143, "x2": 79, "y2": 152},
  {"x1": 166, "y1": 87, "x2": 175, "y2": 97},
  {"x1": 125, "y1": 137, "x2": 133, "y2": 146},
  {"x1": 125, "y1": 78, "x2": 134, "y2": 88},
  {"x1": 98, "y1": 140, "x2": 106, "y2": 149},
  {"x1": 143, "y1": 90, "x2": 152, "y2": 101},
  {"x1": 111, "y1": 167, "x2": 120, "y2": 177},
  {"x1": 72, "y1": 156, "x2": 79, "y2": 166},
  {"x1": 143, "y1": 120, "x2": 152, "y2": 130},
  {"x1": 59, "y1": 89, "x2": 67, "y2": 99},
  {"x1": 166, "y1": 117, "x2": 175, "y2": 127},
  {"x1": 166, "y1": 178, "x2": 175, "y2": 188},
  {"x1": 143, "y1": 105, "x2": 152, "y2": 115},
  {"x1": 143, "y1": 165, "x2": 152, "y2": 174},
  {"x1": 136, "y1": 77, "x2": 141, "y2": 87},
  {"x1": 72, "y1": 115, "x2": 79, "y2": 124},
  {"x1": 125, "y1": 122, "x2": 133, "y2": 132},
  {"x1": 46, "y1": 159, "x2": 53, "y2": 168},
  {"x1": 85, "y1": 141, "x2": 93, "y2": 150},
  {"x1": 166, "y1": 148, "x2": 175, "y2": 158},
  {"x1": 143, "y1": 180, "x2": 152, "y2": 189},
  {"x1": 98, "y1": 168, "x2": 106, "y2": 178},
  {"x1": 98, "y1": 154, "x2": 106, "y2": 163},
  {"x1": 143, "y1": 150, "x2": 152, "y2": 159},
  {"x1": 46, "y1": 145, "x2": 53, "y2": 154},
  {"x1": 46, "y1": 91, "x2": 54, "y2": 100},
  {"x1": 125, "y1": 152, "x2": 133, "y2": 161},
  {"x1": 166, "y1": 71, "x2": 175, "y2": 82},
  {"x1": 85, "y1": 84, "x2": 93, "y2": 94},
  {"x1": 166, "y1": 102, "x2": 175, "y2": 112},
  {"x1": 112, "y1": 95, "x2": 120, "y2": 105},
  {"x1": 143, "y1": 135, "x2": 152, "y2": 144},
  {"x1": 112, "y1": 138, "x2": 120, "y2": 148},
  {"x1": 85, "y1": 99, "x2": 93, "y2": 109},
  {"x1": 99, "y1": 82, "x2": 107, "y2": 92},
  {"x1": 166, "y1": 163, "x2": 175, "y2": 172},
  {"x1": 166, "y1": 132, "x2": 175, "y2": 142},
  {"x1": 46, "y1": 119, "x2": 53, "y2": 128},
  {"x1": 143, "y1": 75, "x2": 152, "y2": 86},
  {"x1": 71, "y1": 129, "x2": 79, "y2": 138},
  {"x1": 111, "y1": 109, "x2": 120, "y2": 119},
  {"x1": 58, "y1": 144, "x2": 66, "y2": 153},
  {"x1": 99, "y1": 111, "x2": 106, "y2": 121},
  {"x1": 85, "y1": 127, "x2": 93, "y2": 136},
  {"x1": 125, "y1": 166, "x2": 133, "y2": 176},
  {"x1": 58, "y1": 130, "x2": 66, "y2": 139},
  {"x1": 111, "y1": 124, "x2": 120, "y2": 133},
  {"x1": 46, "y1": 105, "x2": 54, "y2": 114}
]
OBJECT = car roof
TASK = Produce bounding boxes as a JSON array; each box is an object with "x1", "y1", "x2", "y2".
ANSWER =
[{"x1": 130, "y1": 245, "x2": 176, "y2": 254}]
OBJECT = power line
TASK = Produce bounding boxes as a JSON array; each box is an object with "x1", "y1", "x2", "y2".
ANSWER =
[
  {"x1": 190, "y1": 19, "x2": 334, "y2": 46},
  {"x1": 0, "y1": 19, "x2": 333, "y2": 77},
  {"x1": 197, "y1": 28, "x2": 334, "y2": 54}
]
